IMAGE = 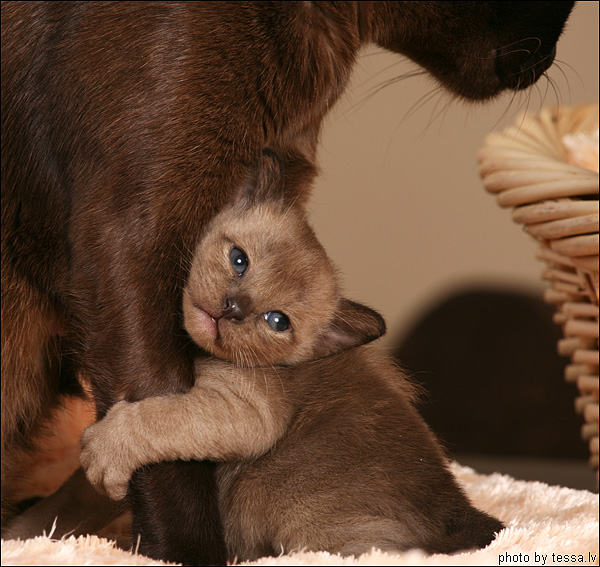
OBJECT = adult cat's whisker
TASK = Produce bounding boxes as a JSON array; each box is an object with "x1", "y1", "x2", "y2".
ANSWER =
[
  {"x1": 552, "y1": 57, "x2": 584, "y2": 91},
  {"x1": 535, "y1": 74, "x2": 551, "y2": 108},
  {"x1": 546, "y1": 74, "x2": 564, "y2": 107},
  {"x1": 417, "y1": 91, "x2": 457, "y2": 141},
  {"x1": 509, "y1": 88, "x2": 539, "y2": 137},
  {"x1": 381, "y1": 85, "x2": 446, "y2": 161},
  {"x1": 350, "y1": 52, "x2": 413, "y2": 102},
  {"x1": 507, "y1": 50, "x2": 554, "y2": 79},
  {"x1": 497, "y1": 36, "x2": 541, "y2": 52},
  {"x1": 475, "y1": 36, "x2": 541, "y2": 61},
  {"x1": 491, "y1": 87, "x2": 522, "y2": 131},
  {"x1": 349, "y1": 70, "x2": 427, "y2": 116},
  {"x1": 397, "y1": 85, "x2": 445, "y2": 127},
  {"x1": 549, "y1": 60, "x2": 576, "y2": 101},
  {"x1": 495, "y1": 47, "x2": 533, "y2": 60}
]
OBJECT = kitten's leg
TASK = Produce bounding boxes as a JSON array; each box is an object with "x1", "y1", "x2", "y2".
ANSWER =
[
  {"x1": 273, "y1": 516, "x2": 417, "y2": 558},
  {"x1": 274, "y1": 513, "x2": 502, "y2": 557},
  {"x1": 80, "y1": 368, "x2": 292, "y2": 501}
]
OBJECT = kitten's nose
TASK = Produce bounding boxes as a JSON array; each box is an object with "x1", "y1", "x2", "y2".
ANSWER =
[{"x1": 222, "y1": 297, "x2": 244, "y2": 321}]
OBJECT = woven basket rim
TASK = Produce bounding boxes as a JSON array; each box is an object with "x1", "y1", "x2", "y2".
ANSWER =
[{"x1": 479, "y1": 104, "x2": 599, "y2": 479}]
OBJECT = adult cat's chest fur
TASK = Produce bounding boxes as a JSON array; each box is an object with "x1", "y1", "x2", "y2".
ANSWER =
[{"x1": 1, "y1": 3, "x2": 356, "y2": 293}]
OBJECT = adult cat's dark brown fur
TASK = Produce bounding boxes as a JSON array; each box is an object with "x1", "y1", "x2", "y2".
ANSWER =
[
  {"x1": 1, "y1": 2, "x2": 572, "y2": 563},
  {"x1": 80, "y1": 151, "x2": 503, "y2": 561}
]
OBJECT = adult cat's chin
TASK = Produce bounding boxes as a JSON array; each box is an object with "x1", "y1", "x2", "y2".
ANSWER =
[{"x1": 395, "y1": 45, "x2": 558, "y2": 103}]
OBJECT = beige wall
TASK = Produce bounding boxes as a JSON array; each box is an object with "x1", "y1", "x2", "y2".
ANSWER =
[{"x1": 308, "y1": 1, "x2": 599, "y2": 347}]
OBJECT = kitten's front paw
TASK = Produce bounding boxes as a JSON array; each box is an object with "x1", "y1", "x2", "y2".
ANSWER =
[{"x1": 80, "y1": 401, "x2": 138, "y2": 501}]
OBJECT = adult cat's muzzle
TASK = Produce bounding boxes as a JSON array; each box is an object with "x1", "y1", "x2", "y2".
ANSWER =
[{"x1": 494, "y1": 41, "x2": 557, "y2": 91}]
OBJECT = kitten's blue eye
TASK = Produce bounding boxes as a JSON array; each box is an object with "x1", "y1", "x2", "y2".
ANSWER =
[
  {"x1": 264, "y1": 311, "x2": 290, "y2": 332},
  {"x1": 230, "y1": 247, "x2": 248, "y2": 275}
]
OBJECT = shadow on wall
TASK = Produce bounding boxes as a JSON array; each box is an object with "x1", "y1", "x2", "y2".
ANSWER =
[{"x1": 392, "y1": 286, "x2": 587, "y2": 462}]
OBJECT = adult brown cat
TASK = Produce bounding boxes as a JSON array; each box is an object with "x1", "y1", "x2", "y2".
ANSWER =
[
  {"x1": 1, "y1": 2, "x2": 572, "y2": 563},
  {"x1": 80, "y1": 150, "x2": 504, "y2": 561}
]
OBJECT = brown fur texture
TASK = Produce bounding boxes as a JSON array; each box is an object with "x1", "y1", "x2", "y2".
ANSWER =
[
  {"x1": 80, "y1": 152, "x2": 503, "y2": 561},
  {"x1": 2, "y1": 2, "x2": 573, "y2": 563}
]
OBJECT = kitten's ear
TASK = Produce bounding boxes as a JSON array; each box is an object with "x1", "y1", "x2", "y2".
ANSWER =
[
  {"x1": 312, "y1": 299, "x2": 386, "y2": 359},
  {"x1": 233, "y1": 149, "x2": 316, "y2": 207}
]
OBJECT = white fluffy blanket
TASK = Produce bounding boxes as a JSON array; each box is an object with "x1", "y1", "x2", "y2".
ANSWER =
[{"x1": 2, "y1": 464, "x2": 598, "y2": 566}]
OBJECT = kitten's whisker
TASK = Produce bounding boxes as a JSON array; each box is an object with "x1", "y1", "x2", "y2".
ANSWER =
[{"x1": 270, "y1": 363, "x2": 287, "y2": 402}]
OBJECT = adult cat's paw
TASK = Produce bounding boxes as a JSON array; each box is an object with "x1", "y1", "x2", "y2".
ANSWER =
[{"x1": 80, "y1": 401, "x2": 139, "y2": 501}]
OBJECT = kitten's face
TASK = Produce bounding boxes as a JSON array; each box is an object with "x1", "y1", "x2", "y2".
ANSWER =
[{"x1": 183, "y1": 202, "x2": 339, "y2": 366}]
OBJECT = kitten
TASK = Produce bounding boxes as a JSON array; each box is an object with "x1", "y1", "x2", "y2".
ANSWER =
[{"x1": 80, "y1": 151, "x2": 503, "y2": 561}]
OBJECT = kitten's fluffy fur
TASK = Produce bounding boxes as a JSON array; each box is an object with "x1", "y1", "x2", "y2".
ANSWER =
[{"x1": 81, "y1": 153, "x2": 503, "y2": 561}]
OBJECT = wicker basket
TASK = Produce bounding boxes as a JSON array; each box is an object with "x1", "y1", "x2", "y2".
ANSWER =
[{"x1": 478, "y1": 104, "x2": 599, "y2": 485}]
